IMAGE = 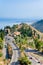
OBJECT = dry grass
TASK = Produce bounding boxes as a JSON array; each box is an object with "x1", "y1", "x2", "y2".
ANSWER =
[{"x1": 0, "y1": 50, "x2": 7, "y2": 65}]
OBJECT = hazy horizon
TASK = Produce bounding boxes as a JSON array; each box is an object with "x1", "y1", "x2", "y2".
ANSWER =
[
  {"x1": 0, "y1": 0, "x2": 43, "y2": 29},
  {"x1": 0, "y1": 18, "x2": 37, "y2": 29}
]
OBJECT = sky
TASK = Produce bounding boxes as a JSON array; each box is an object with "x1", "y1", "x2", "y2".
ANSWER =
[
  {"x1": 0, "y1": 0, "x2": 43, "y2": 29},
  {"x1": 0, "y1": 0, "x2": 43, "y2": 19}
]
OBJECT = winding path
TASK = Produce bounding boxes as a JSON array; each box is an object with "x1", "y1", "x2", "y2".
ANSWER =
[{"x1": 5, "y1": 35, "x2": 19, "y2": 65}]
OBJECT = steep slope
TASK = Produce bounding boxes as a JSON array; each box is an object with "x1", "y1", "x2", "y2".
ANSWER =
[{"x1": 32, "y1": 20, "x2": 43, "y2": 33}]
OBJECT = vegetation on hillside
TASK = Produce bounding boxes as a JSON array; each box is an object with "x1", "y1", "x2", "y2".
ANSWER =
[
  {"x1": 18, "y1": 56, "x2": 31, "y2": 65},
  {"x1": 34, "y1": 38, "x2": 43, "y2": 52},
  {"x1": 0, "y1": 29, "x2": 4, "y2": 40},
  {"x1": 0, "y1": 38, "x2": 3, "y2": 49},
  {"x1": 0, "y1": 23, "x2": 43, "y2": 65}
]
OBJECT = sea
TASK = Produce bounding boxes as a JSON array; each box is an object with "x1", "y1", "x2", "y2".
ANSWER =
[{"x1": 0, "y1": 18, "x2": 36, "y2": 29}]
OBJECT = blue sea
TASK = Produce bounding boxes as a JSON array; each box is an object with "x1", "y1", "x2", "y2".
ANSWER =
[{"x1": 0, "y1": 18, "x2": 36, "y2": 29}]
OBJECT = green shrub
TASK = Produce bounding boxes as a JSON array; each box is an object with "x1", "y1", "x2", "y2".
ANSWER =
[
  {"x1": 0, "y1": 38, "x2": 3, "y2": 49},
  {"x1": 18, "y1": 57, "x2": 31, "y2": 65},
  {"x1": 0, "y1": 53, "x2": 3, "y2": 57}
]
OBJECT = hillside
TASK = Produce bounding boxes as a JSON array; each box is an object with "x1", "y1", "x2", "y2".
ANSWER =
[{"x1": 32, "y1": 20, "x2": 43, "y2": 33}]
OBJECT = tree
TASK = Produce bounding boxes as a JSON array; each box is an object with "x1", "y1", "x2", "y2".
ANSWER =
[
  {"x1": 36, "y1": 41, "x2": 41, "y2": 51},
  {"x1": 37, "y1": 34, "x2": 40, "y2": 39},
  {"x1": 33, "y1": 30, "x2": 36, "y2": 36},
  {"x1": 12, "y1": 24, "x2": 18, "y2": 32},
  {"x1": 40, "y1": 41, "x2": 43, "y2": 53},
  {"x1": 18, "y1": 24, "x2": 32, "y2": 37},
  {"x1": 34, "y1": 38, "x2": 42, "y2": 50},
  {"x1": 0, "y1": 38, "x2": 3, "y2": 49},
  {"x1": 18, "y1": 56, "x2": 31, "y2": 65},
  {"x1": 0, "y1": 29, "x2": 4, "y2": 40},
  {"x1": 4, "y1": 26, "x2": 11, "y2": 30}
]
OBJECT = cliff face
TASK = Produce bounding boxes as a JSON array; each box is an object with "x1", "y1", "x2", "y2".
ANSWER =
[{"x1": 32, "y1": 20, "x2": 43, "y2": 33}]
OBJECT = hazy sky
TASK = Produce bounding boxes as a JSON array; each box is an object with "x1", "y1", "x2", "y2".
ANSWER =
[{"x1": 0, "y1": 0, "x2": 43, "y2": 19}]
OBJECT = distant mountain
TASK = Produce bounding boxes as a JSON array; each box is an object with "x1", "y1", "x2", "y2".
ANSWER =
[{"x1": 32, "y1": 20, "x2": 43, "y2": 33}]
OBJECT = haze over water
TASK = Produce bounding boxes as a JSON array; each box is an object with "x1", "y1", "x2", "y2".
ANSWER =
[{"x1": 0, "y1": 18, "x2": 36, "y2": 29}]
